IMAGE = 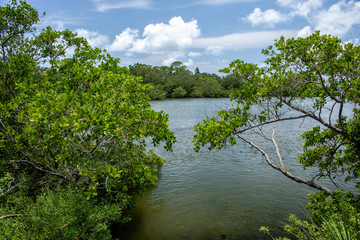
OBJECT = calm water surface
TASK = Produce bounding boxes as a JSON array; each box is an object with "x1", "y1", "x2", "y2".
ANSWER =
[{"x1": 119, "y1": 98, "x2": 351, "y2": 240}]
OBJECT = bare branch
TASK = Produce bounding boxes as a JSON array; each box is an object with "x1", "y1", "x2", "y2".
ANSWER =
[
  {"x1": 271, "y1": 124, "x2": 285, "y2": 171},
  {"x1": 283, "y1": 100, "x2": 347, "y2": 138},
  {"x1": 236, "y1": 133, "x2": 280, "y2": 171},
  {"x1": 236, "y1": 114, "x2": 308, "y2": 134},
  {"x1": 236, "y1": 133, "x2": 333, "y2": 194}
]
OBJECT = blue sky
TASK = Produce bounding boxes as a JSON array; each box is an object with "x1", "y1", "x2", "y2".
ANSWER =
[{"x1": 5, "y1": 0, "x2": 360, "y2": 73}]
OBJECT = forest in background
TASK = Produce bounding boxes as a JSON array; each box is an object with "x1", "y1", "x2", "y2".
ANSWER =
[{"x1": 129, "y1": 62, "x2": 243, "y2": 99}]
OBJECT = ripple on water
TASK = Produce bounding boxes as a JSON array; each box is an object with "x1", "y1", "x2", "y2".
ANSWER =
[{"x1": 119, "y1": 99, "x2": 354, "y2": 240}]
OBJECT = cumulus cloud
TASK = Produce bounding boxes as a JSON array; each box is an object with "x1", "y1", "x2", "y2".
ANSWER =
[
  {"x1": 93, "y1": 0, "x2": 151, "y2": 12},
  {"x1": 245, "y1": 8, "x2": 289, "y2": 27},
  {"x1": 162, "y1": 57, "x2": 178, "y2": 66},
  {"x1": 107, "y1": 28, "x2": 139, "y2": 51},
  {"x1": 131, "y1": 17, "x2": 200, "y2": 54},
  {"x1": 76, "y1": 29, "x2": 109, "y2": 48},
  {"x1": 245, "y1": 0, "x2": 322, "y2": 27},
  {"x1": 184, "y1": 58, "x2": 194, "y2": 67},
  {"x1": 276, "y1": 0, "x2": 323, "y2": 18},
  {"x1": 107, "y1": 16, "x2": 201, "y2": 56},
  {"x1": 313, "y1": 0, "x2": 360, "y2": 36},
  {"x1": 297, "y1": 26, "x2": 312, "y2": 37},
  {"x1": 246, "y1": 0, "x2": 360, "y2": 37}
]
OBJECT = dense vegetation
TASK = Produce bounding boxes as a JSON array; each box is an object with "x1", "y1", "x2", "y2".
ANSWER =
[
  {"x1": 2, "y1": 1, "x2": 360, "y2": 239},
  {"x1": 129, "y1": 62, "x2": 244, "y2": 99},
  {"x1": 193, "y1": 32, "x2": 360, "y2": 239},
  {"x1": 0, "y1": 1, "x2": 175, "y2": 239}
]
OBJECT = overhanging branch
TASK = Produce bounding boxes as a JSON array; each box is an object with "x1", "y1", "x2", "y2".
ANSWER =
[
  {"x1": 236, "y1": 114, "x2": 308, "y2": 135},
  {"x1": 236, "y1": 132, "x2": 332, "y2": 194}
]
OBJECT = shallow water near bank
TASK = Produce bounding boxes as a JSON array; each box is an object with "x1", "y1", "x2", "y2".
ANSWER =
[{"x1": 118, "y1": 98, "x2": 353, "y2": 240}]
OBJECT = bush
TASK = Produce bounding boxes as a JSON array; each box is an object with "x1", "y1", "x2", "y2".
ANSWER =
[{"x1": 0, "y1": 187, "x2": 128, "y2": 240}]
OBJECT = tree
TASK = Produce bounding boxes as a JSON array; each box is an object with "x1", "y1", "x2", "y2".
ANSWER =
[
  {"x1": 195, "y1": 67, "x2": 200, "y2": 75},
  {"x1": 191, "y1": 76, "x2": 225, "y2": 98},
  {"x1": 194, "y1": 31, "x2": 359, "y2": 194},
  {"x1": 219, "y1": 73, "x2": 245, "y2": 94},
  {"x1": 171, "y1": 86, "x2": 187, "y2": 98},
  {"x1": 193, "y1": 31, "x2": 360, "y2": 238},
  {"x1": 0, "y1": 1, "x2": 175, "y2": 238}
]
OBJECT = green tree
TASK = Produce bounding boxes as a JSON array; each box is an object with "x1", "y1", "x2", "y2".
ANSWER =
[
  {"x1": 191, "y1": 76, "x2": 225, "y2": 98},
  {"x1": 194, "y1": 31, "x2": 359, "y2": 193},
  {"x1": 219, "y1": 73, "x2": 245, "y2": 95},
  {"x1": 194, "y1": 67, "x2": 200, "y2": 75},
  {"x1": 171, "y1": 86, "x2": 187, "y2": 98},
  {"x1": 193, "y1": 32, "x2": 360, "y2": 237},
  {"x1": 0, "y1": 1, "x2": 175, "y2": 238}
]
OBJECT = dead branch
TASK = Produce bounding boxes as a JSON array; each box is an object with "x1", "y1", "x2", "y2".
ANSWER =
[{"x1": 236, "y1": 132, "x2": 333, "y2": 194}]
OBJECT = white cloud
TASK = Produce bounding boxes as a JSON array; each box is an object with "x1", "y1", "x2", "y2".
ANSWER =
[
  {"x1": 93, "y1": 0, "x2": 151, "y2": 12},
  {"x1": 188, "y1": 51, "x2": 202, "y2": 57},
  {"x1": 107, "y1": 28, "x2": 139, "y2": 51},
  {"x1": 277, "y1": 0, "x2": 323, "y2": 18},
  {"x1": 162, "y1": 57, "x2": 177, "y2": 66},
  {"x1": 76, "y1": 29, "x2": 109, "y2": 48},
  {"x1": 246, "y1": 0, "x2": 360, "y2": 37},
  {"x1": 178, "y1": 0, "x2": 256, "y2": 7},
  {"x1": 184, "y1": 58, "x2": 194, "y2": 67},
  {"x1": 313, "y1": 0, "x2": 360, "y2": 36},
  {"x1": 246, "y1": 8, "x2": 289, "y2": 27},
  {"x1": 195, "y1": 0, "x2": 256, "y2": 6},
  {"x1": 193, "y1": 30, "x2": 296, "y2": 50},
  {"x1": 130, "y1": 16, "x2": 201, "y2": 54},
  {"x1": 107, "y1": 17, "x2": 201, "y2": 55},
  {"x1": 245, "y1": 0, "x2": 323, "y2": 28},
  {"x1": 297, "y1": 26, "x2": 312, "y2": 37},
  {"x1": 105, "y1": 16, "x2": 201, "y2": 66},
  {"x1": 206, "y1": 45, "x2": 224, "y2": 55}
]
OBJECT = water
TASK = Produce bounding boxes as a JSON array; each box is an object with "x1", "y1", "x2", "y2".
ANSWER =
[{"x1": 118, "y1": 98, "x2": 354, "y2": 240}]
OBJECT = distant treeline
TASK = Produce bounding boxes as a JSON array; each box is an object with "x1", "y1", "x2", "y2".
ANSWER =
[{"x1": 129, "y1": 61, "x2": 244, "y2": 100}]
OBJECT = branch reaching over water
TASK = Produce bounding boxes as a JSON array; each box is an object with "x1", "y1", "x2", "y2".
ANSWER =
[{"x1": 236, "y1": 130, "x2": 333, "y2": 194}]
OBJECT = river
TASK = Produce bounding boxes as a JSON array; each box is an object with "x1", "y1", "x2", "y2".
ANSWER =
[{"x1": 118, "y1": 98, "x2": 352, "y2": 240}]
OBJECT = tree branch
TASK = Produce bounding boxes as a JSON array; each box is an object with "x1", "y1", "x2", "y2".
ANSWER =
[
  {"x1": 0, "y1": 183, "x2": 20, "y2": 198},
  {"x1": 11, "y1": 160, "x2": 65, "y2": 178},
  {"x1": 236, "y1": 114, "x2": 308, "y2": 135},
  {"x1": 283, "y1": 100, "x2": 347, "y2": 138},
  {"x1": 236, "y1": 132, "x2": 333, "y2": 194},
  {"x1": 271, "y1": 124, "x2": 285, "y2": 171},
  {"x1": 0, "y1": 214, "x2": 24, "y2": 220}
]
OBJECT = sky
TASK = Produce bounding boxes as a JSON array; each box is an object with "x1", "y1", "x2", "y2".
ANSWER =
[{"x1": 3, "y1": 0, "x2": 360, "y2": 73}]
